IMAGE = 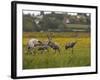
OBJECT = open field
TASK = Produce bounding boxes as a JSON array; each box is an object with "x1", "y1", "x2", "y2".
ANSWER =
[
  {"x1": 23, "y1": 32, "x2": 91, "y2": 69},
  {"x1": 67, "y1": 24, "x2": 90, "y2": 29}
]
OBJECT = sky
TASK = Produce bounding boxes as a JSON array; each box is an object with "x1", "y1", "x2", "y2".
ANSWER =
[{"x1": 23, "y1": 10, "x2": 90, "y2": 16}]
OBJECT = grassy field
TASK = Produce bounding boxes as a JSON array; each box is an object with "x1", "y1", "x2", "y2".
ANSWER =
[
  {"x1": 67, "y1": 24, "x2": 90, "y2": 29},
  {"x1": 23, "y1": 32, "x2": 91, "y2": 69}
]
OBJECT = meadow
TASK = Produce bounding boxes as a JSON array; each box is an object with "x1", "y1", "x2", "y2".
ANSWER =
[{"x1": 23, "y1": 32, "x2": 91, "y2": 69}]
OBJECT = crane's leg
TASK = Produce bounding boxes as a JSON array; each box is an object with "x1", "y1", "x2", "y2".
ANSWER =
[
  {"x1": 55, "y1": 50, "x2": 56, "y2": 53},
  {"x1": 40, "y1": 50, "x2": 42, "y2": 54},
  {"x1": 26, "y1": 47, "x2": 30, "y2": 54},
  {"x1": 47, "y1": 48, "x2": 49, "y2": 52},
  {"x1": 58, "y1": 49, "x2": 60, "y2": 53},
  {"x1": 72, "y1": 48, "x2": 73, "y2": 54}
]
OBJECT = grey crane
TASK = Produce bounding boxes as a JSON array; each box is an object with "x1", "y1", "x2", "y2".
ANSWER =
[
  {"x1": 65, "y1": 41, "x2": 77, "y2": 54},
  {"x1": 48, "y1": 41, "x2": 60, "y2": 53},
  {"x1": 47, "y1": 33, "x2": 60, "y2": 53},
  {"x1": 37, "y1": 41, "x2": 50, "y2": 54}
]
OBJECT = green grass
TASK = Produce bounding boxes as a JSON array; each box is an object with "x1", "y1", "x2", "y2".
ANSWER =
[
  {"x1": 23, "y1": 32, "x2": 91, "y2": 69},
  {"x1": 67, "y1": 24, "x2": 90, "y2": 29},
  {"x1": 23, "y1": 32, "x2": 90, "y2": 38}
]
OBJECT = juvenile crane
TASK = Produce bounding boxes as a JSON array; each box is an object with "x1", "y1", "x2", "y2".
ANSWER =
[
  {"x1": 48, "y1": 41, "x2": 60, "y2": 53},
  {"x1": 47, "y1": 33, "x2": 60, "y2": 53},
  {"x1": 65, "y1": 41, "x2": 77, "y2": 54},
  {"x1": 37, "y1": 41, "x2": 50, "y2": 54}
]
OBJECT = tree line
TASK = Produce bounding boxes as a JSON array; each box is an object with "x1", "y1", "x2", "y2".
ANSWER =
[{"x1": 23, "y1": 11, "x2": 90, "y2": 32}]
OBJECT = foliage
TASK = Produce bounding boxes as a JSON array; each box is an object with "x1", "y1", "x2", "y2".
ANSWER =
[{"x1": 23, "y1": 12, "x2": 90, "y2": 32}]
